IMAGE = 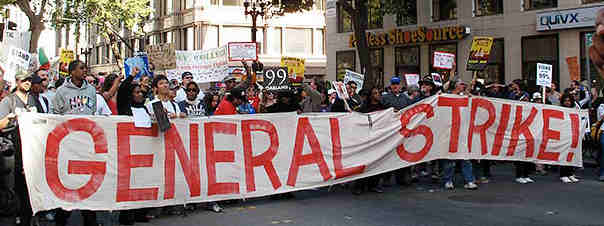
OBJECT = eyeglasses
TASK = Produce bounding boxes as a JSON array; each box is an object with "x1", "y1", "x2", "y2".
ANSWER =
[
  {"x1": 20, "y1": 78, "x2": 32, "y2": 82},
  {"x1": 184, "y1": 76, "x2": 193, "y2": 80},
  {"x1": 186, "y1": 88, "x2": 199, "y2": 92}
]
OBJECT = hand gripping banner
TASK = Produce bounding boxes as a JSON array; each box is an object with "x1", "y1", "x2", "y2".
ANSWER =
[{"x1": 18, "y1": 95, "x2": 587, "y2": 213}]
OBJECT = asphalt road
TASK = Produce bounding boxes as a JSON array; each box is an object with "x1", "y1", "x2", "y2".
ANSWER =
[{"x1": 108, "y1": 163, "x2": 604, "y2": 226}]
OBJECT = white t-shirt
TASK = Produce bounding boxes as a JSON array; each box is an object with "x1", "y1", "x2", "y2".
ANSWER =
[
  {"x1": 145, "y1": 99, "x2": 181, "y2": 117},
  {"x1": 96, "y1": 94, "x2": 112, "y2": 116}
]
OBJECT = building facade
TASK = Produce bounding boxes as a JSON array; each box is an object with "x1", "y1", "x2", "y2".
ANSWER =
[
  {"x1": 87, "y1": 0, "x2": 327, "y2": 78},
  {"x1": 327, "y1": 0, "x2": 604, "y2": 92}
]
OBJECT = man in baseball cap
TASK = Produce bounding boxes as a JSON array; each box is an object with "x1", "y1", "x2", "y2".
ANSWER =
[{"x1": 175, "y1": 71, "x2": 204, "y2": 102}]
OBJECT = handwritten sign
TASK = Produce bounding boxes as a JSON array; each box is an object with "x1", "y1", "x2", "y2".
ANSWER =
[
  {"x1": 281, "y1": 57, "x2": 305, "y2": 79},
  {"x1": 59, "y1": 49, "x2": 75, "y2": 64},
  {"x1": 343, "y1": 70, "x2": 364, "y2": 94},
  {"x1": 536, "y1": 63, "x2": 553, "y2": 88},
  {"x1": 228, "y1": 42, "x2": 258, "y2": 61},
  {"x1": 175, "y1": 46, "x2": 229, "y2": 83},
  {"x1": 433, "y1": 51, "x2": 455, "y2": 69},
  {"x1": 404, "y1": 74, "x2": 420, "y2": 87},
  {"x1": 145, "y1": 43, "x2": 176, "y2": 70},
  {"x1": 431, "y1": 73, "x2": 443, "y2": 87},
  {"x1": 467, "y1": 37, "x2": 494, "y2": 71},
  {"x1": 263, "y1": 67, "x2": 290, "y2": 91}
]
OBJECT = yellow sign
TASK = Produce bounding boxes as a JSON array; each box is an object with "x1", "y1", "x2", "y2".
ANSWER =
[
  {"x1": 349, "y1": 25, "x2": 468, "y2": 48},
  {"x1": 59, "y1": 49, "x2": 75, "y2": 64},
  {"x1": 467, "y1": 37, "x2": 494, "y2": 71},
  {"x1": 280, "y1": 57, "x2": 305, "y2": 78}
]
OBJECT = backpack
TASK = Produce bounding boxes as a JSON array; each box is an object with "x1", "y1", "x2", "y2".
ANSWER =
[{"x1": 590, "y1": 118, "x2": 604, "y2": 141}]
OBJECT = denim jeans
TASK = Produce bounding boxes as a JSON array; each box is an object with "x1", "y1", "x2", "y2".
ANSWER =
[
  {"x1": 442, "y1": 160, "x2": 475, "y2": 184},
  {"x1": 599, "y1": 133, "x2": 604, "y2": 177}
]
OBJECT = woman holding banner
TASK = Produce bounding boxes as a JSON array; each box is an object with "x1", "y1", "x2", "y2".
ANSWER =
[{"x1": 560, "y1": 93, "x2": 581, "y2": 183}]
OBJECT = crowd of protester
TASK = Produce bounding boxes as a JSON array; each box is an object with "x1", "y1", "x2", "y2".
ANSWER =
[{"x1": 0, "y1": 59, "x2": 603, "y2": 226}]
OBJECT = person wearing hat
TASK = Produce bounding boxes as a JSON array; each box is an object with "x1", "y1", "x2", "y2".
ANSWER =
[
  {"x1": 30, "y1": 74, "x2": 50, "y2": 113},
  {"x1": 0, "y1": 71, "x2": 39, "y2": 226},
  {"x1": 175, "y1": 71, "x2": 204, "y2": 102},
  {"x1": 381, "y1": 76, "x2": 412, "y2": 111},
  {"x1": 419, "y1": 75, "x2": 437, "y2": 98}
]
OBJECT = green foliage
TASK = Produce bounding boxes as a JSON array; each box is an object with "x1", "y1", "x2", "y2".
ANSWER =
[{"x1": 279, "y1": 0, "x2": 314, "y2": 13}]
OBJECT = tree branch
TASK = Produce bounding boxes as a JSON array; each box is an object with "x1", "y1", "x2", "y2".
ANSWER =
[
  {"x1": 337, "y1": 0, "x2": 354, "y2": 14},
  {"x1": 37, "y1": 0, "x2": 48, "y2": 19},
  {"x1": 15, "y1": 0, "x2": 35, "y2": 22}
]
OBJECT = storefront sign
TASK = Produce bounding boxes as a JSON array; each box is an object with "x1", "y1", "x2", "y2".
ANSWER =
[
  {"x1": 349, "y1": 25, "x2": 468, "y2": 48},
  {"x1": 467, "y1": 37, "x2": 494, "y2": 71},
  {"x1": 537, "y1": 6, "x2": 604, "y2": 31}
]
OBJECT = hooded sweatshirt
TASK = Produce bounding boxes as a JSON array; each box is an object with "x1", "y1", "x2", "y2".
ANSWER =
[{"x1": 52, "y1": 78, "x2": 97, "y2": 115}]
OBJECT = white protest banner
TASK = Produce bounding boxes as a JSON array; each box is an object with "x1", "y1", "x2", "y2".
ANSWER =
[
  {"x1": 433, "y1": 52, "x2": 455, "y2": 69},
  {"x1": 405, "y1": 74, "x2": 420, "y2": 87},
  {"x1": 3, "y1": 31, "x2": 31, "y2": 51},
  {"x1": 431, "y1": 73, "x2": 443, "y2": 87},
  {"x1": 165, "y1": 69, "x2": 181, "y2": 82},
  {"x1": 228, "y1": 42, "x2": 258, "y2": 62},
  {"x1": 175, "y1": 46, "x2": 229, "y2": 83},
  {"x1": 343, "y1": 70, "x2": 364, "y2": 94},
  {"x1": 3, "y1": 46, "x2": 32, "y2": 85},
  {"x1": 536, "y1": 63, "x2": 553, "y2": 88},
  {"x1": 19, "y1": 95, "x2": 587, "y2": 213}
]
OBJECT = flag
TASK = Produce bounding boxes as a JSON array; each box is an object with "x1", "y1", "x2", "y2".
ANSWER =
[{"x1": 38, "y1": 48, "x2": 50, "y2": 70}]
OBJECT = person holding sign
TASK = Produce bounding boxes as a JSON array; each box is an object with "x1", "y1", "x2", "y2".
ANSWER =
[{"x1": 145, "y1": 75, "x2": 185, "y2": 119}]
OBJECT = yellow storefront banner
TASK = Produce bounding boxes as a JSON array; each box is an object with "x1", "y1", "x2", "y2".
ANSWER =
[
  {"x1": 280, "y1": 57, "x2": 305, "y2": 78},
  {"x1": 349, "y1": 25, "x2": 468, "y2": 48}
]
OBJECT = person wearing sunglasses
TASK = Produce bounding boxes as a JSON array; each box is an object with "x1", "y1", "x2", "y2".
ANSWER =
[
  {"x1": 0, "y1": 71, "x2": 39, "y2": 226},
  {"x1": 175, "y1": 71, "x2": 204, "y2": 103},
  {"x1": 178, "y1": 82, "x2": 205, "y2": 117}
]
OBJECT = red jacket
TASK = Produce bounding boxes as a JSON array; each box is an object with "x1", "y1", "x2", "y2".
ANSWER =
[{"x1": 214, "y1": 99, "x2": 237, "y2": 115}]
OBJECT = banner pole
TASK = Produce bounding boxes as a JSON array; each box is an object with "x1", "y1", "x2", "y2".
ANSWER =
[{"x1": 542, "y1": 85, "x2": 546, "y2": 104}]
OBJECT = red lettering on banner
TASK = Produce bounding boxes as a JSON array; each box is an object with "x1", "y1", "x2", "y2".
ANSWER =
[
  {"x1": 506, "y1": 106, "x2": 538, "y2": 157},
  {"x1": 397, "y1": 104, "x2": 434, "y2": 162},
  {"x1": 491, "y1": 104, "x2": 511, "y2": 156},
  {"x1": 287, "y1": 118, "x2": 332, "y2": 187},
  {"x1": 330, "y1": 118, "x2": 365, "y2": 179},
  {"x1": 568, "y1": 113, "x2": 580, "y2": 162},
  {"x1": 437, "y1": 96, "x2": 469, "y2": 153},
  {"x1": 205, "y1": 122, "x2": 240, "y2": 196},
  {"x1": 164, "y1": 124, "x2": 201, "y2": 199},
  {"x1": 537, "y1": 109, "x2": 563, "y2": 161},
  {"x1": 45, "y1": 118, "x2": 107, "y2": 202},
  {"x1": 468, "y1": 98, "x2": 496, "y2": 154},
  {"x1": 116, "y1": 123, "x2": 159, "y2": 202},
  {"x1": 241, "y1": 120, "x2": 282, "y2": 192}
]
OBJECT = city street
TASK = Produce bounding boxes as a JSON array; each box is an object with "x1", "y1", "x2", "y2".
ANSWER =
[{"x1": 64, "y1": 164, "x2": 604, "y2": 226}]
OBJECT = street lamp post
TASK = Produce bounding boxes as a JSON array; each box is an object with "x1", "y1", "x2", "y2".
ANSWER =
[{"x1": 243, "y1": 0, "x2": 284, "y2": 44}]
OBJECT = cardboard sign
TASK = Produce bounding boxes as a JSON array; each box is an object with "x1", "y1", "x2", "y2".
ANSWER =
[
  {"x1": 404, "y1": 74, "x2": 420, "y2": 87},
  {"x1": 175, "y1": 46, "x2": 229, "y2": 83},
  {"x1": 281, "y1": 57, "x2": 305, "y2": 79},
  {"x1": 59, "y1": 49, "x2": 75, "y2": 64},
  {"x1": 431, "y1": 73, "x2": 443, "y2": 87},
  {"x1": 19, "y1": 95, "x2": 587, "y2": 213},
  {"x1": 343, "y1": 70, "x2": 364, "y2": 94},
  {"x1": 124, "y1": 54, "x2": 151, "y2": 79},
  {"x1": 433, "y1": 52, "x2": 455, "y2": 69},
  {"x1": 228, "y1": 42, "x2": 258, "y2": 62},
  {"x1": 332, "y1": 81, "x2": 349, "y2": 100},
  {"x1": 3, "y1": 47, "x2": 32, "y2": 86},
  {"x1": 467, "y1": 37, "x2": 494, "y2": 71},
  {"x1": 536, "y1": 63, "x2": 553, "y2": 87},
  {"x1": 145, "y1": 43, "x2": 176, "y2": 70},
  {"x1": 262, "y1": 67, "x2": 290, "y2": 91}
]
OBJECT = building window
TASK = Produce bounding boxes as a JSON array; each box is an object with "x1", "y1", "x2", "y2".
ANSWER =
[
  {"x1": 286, "y1": 28, "x2": 312, "y2": 55},
  {"x1": 187, "y1": 27, "x2": 195, "y2": 50},
  {"x1": 395, "y1": 46, "x2": 420, "y2": 77},
  {"x1": 432, "y1": 0, "x2": 457, "y2": 21},
  {"x1": 583, "y1": 0, "x2": 604, "y2": 3},
  {"x1": 396, "y1": 0, "x2": 417, "y2": 26},
  {"x1": 164, "y1": 0, "x2": 172, "y2": 15},
  {"x1": 474, "y1": 0, "x2": 503, "y2": 16},
  {"x1": 221, "y1": 26, "x2": 264, "y2": 51},
  {"x1": 184, "y1": 0, "x2": 193, "y2": 9},
  {"x1": 97, "y1": 46, "x2": 101, "y2": 64},
  {"x1": 522, "y1": 35, "x2": 558, "y2": 93},
  {"x1": 368, "y1": 0, "x2": 383, "y2": 29},
  {"x1": 430, "y1": 43, "x2": 457, "y2": 79},
  {"x1": 203, "y1": 26, "x2": 218, "y2": 50},
  {"x1": 581, "y1": 32, "x2": 598, "y2": 82},
  {"x1": 314, "y1": 29, "x2": 325, "y2": 56},
  {"x1": 271, "y1": 27, "x2": 282, "y2": 55},
  {"x1": 338, "y1": 5, "x2": 352, "y2": 33},
  {"x1": 475, "y1": 39, "x2": 505, "y2": 84},
  {"x1": 523, "y1": 0, "x2": 557, "y2": 11},
  {"x1": 104, "y1": 44, "x2": 110, "y2": 64},
  {"x1": 370, "y1": 48, "x2": 384, "y2": 86},
  {"x1": 162, "y1": 31, "x2": 173, "y2": 43},
  {"x1": 336, "y1": 51, "x2": 356, "y2": 80},
  {"x1": 223, "y1": 0, "x2": 241, "y2": 6},
  {"x1": 314, "y1": 0, "x2": 324, "y2": 10}
]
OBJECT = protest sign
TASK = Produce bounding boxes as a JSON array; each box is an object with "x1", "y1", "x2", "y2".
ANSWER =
[
  {"x1": 566, "y1": 57, "x2": 580, "y2": 82},
  {"x1": 228, "y1": 42, "x2": 258, "y2": 62},
  {"x1": 431, "y1": 73, "x2": 443, "y2": 87},
  {"x1": 343, "y1": 70, "x2": 364, "y2": 94},
  {"x1": 165, "y1": 69, "x2": 181, "y2": 82},
  {"x1": 3, "y1": 31, "x2": 31, "y2": 51},
  {"x1": 433, "y1": 52, "x2": 455, "y2": 69},
  {"x1": 281, "y1": 57, "x2": 305, "y2": 79},
  {"x1": 124, "y1": 55, "x2": 151, "y2": 79},
  {"x1": 3, "y1": 47, "x2": 32, "y2": 85},
  {"x1": 466, "y1": 37, "x2": 494, "y2": 71},
  {"x1": 146, "y1": 43, "x2": 176, "y2": 70},
  {"x1": 175, "y1": 46, "x2": 229, "y2": 83},
  {"x1": 404, "y1": 74, "x2": 420, "y2": 87},
  {"x1": 536, "y1": 63, "x2": 553, "y2": 88},
  {"x1": 263, "y1": 67, "x2": 290, "y2": 91},
  {"x1": 59, "y1": 49, "x2": 75, "y2": 64},
  {"x1": 19, "y1": 94, "x2": 587, "y2": 213},
  {"x1": 332, "y1": 81, "x2": 349, "y2": 100}
]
